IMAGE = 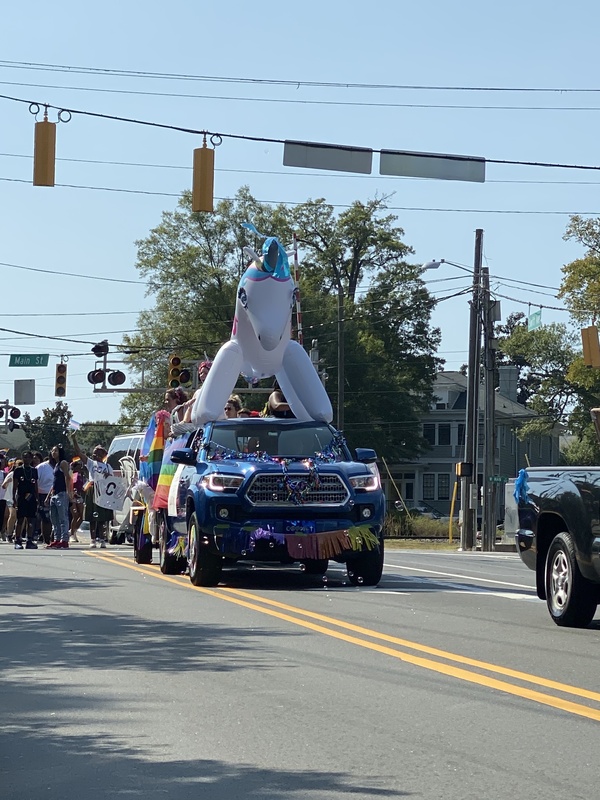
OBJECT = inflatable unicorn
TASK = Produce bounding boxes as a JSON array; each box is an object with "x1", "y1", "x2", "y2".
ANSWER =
[{"x1": 191, "y1": 225, "x2": 333, "y2": 427}]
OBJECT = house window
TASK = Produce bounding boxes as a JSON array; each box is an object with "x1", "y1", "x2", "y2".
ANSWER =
[
  {"x1": 423, "y1": 424, "x2": 436, "y2": 446},
  {"x1": 457, "y1": 423, "x2": 465, "y2": 448},
  {"x1": 437, "y1": 474, "x2": 450, "y2": 500},
  {"x1": 423, "y1": 474, "x2": 435, "y2": 500},
  {"x1": 438, "y1": 424, "x2": 451, "y2": 446}
]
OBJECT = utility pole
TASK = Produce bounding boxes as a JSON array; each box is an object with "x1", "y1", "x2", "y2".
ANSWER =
[
  {"x1": 460, "y1": 228, "x2": 484, "y2": 551},
  {"x1": 482, "y1": 266, "x2": 498, "y2": 552},
  {"x1": 337, "y1": 286, "x2": 345, "y2": 430}
]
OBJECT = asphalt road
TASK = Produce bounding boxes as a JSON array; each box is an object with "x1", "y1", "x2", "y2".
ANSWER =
[{"x1": 2, "y1": 543, "x2": 599, "y2": 800}]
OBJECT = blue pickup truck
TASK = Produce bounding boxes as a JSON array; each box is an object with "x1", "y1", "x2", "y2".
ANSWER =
[{"x1": 148, "y1": 417, "x2": 386, "y2": 587}]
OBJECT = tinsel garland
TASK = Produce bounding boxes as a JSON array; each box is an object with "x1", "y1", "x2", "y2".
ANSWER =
[
  {"x1": 205, "y1": 431, "x2": 348, "y2": 505},
  {"x1": 216, "y1": 523, "x2": 379, "y2": 560}
]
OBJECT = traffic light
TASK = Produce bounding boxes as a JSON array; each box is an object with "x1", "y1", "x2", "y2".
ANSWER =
[
  {"x1": 582, "y1": 326, "x2": 600, "y2": 368},
  {"x1": 55, "y1": 363, "x2": 67, "y2": 397},
  {"x1": 92, "y1": 340, "x2": 109, "y2": 358},
  {"x1": 33, "y1": 112, "x2": 56, "y2": 187},
  {"x1": 87, "y1": 369, "x2": 106, "y2": 385},
  {"x1": 192, "y1": 138, "x2": 215, "y2": 213},
  {"x1": 168, "y1": 355, "x2": 182, "y2": 388},
  {"x1": 107, "y1": 370, "x2": 126, "y2": 386}
]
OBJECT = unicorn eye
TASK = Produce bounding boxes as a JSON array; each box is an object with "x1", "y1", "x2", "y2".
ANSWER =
[
  {"x1": 238, "y1": 287, "x2": 248, "y2": 308},
  {"x1": 291, "y1": 287, "x2": 299, "y2": 308}
]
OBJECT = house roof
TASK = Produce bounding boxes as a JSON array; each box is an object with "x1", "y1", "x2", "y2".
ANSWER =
[{"x1": 434, "y1": 370, "x2": 535, "y2": 419}]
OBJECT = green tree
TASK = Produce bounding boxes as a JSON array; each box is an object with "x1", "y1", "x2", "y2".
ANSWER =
[
  {"x1": 120, "y1": 188, "x2": 440, "y2": 460},
  {"x1": 498, "y1": 322, "x2": 581, "y2": 437},
  {"x1": 21, "y1": 401, "x2": 73, "y2": 457},
  {"x1": 73, "y1": 421, "x2": 124, "y2": 455},
  {"x1": 560, "y1": 215, "x2": 600, "y2": 323}
]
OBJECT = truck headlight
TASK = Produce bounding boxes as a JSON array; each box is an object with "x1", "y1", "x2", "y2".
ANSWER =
[
  {"x1": 349, "y1": 474, "x2": 379, "y2": 491},
  {"x1": 203, "y1": 474, "x2": 244, "y2": 492}
]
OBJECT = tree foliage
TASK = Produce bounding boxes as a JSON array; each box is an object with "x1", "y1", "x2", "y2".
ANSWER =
[
  {"x1": 119, "y1": 187, "x2": 441, "y2": 460},
  {"x1": 21, "y1": 401, "x2": 73, "y2": 457},
  {"x1": 20, "y1": 403, "x2": 123, "y2": 460}
]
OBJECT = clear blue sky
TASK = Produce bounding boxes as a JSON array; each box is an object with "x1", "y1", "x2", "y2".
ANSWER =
[{"x1": 1, "y1": 0, "x2": 599, "y2": 427}]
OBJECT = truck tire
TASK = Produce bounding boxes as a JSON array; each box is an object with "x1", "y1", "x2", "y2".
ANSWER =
[
  {"x1": 158, "y1": 511, "x2": 186, "y2": 575},
  {"x1": 303, "y1": 559, "x2": 328, "y2": 576},
  {"x1": 347, "y1": 535, "x2": 384, "y2": 587},
  {"x1": 188, "y1": 513, "x2": 222, "y2": 587},
  {"x1": 545, "y1": 531, "x2": 597, "y2": 627},
  {"x1": 133, "y1": 512, "x2": 152, "y2": 565}
]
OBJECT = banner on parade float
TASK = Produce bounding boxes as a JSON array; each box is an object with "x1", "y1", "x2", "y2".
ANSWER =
[{"x1": 94, "y1": 473, "x2": 128, "y2": 511}]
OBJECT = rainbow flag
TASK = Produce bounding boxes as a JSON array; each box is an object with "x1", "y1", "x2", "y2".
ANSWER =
[
  {"x1": 153, "y1": 434, "x2": 189, "y2": 509},
  {"x1": 138, "y1": 414, "x2": 157, "y2": 484},
  {"x1": 146, "y1": 411, "x2": 169, "y2": 492}
]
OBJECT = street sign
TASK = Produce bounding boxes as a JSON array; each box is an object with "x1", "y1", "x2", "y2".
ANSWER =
[
  {"x1": 14, "y1": 379, "x2": 35, "y2": 405},
  {"x1": 488, "y1": 475, "x2": 508, "y2": 483},
  {"x1": 9, "y1": 354, "x2": 49, "y2": 367},
  {"x1": 528, "y1": 310, "x2": 542, "y2": 331}
]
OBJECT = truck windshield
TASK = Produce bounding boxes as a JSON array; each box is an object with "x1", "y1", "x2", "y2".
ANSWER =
[{"x1": 206, "y1": 421, "x2": 345, "y2": 460}]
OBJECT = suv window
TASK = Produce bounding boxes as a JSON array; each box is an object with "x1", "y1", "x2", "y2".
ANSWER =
[
  {"x1": 107, "y1": 436, "x2": 134, "y2": 470},
  {"x1": 126, "y1": 434, "x2": 144, "y2": 468},
  {"x1": 207, "y1": 422, "x2": 343, "y2": 459}
]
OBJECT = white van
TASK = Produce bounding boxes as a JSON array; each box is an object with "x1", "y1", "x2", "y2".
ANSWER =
[{"x1": 106, "y1": 431, "x2": 145, "y2": 543}]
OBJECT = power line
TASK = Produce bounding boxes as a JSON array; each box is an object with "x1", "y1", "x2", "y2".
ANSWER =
[
  {"x1": 6, "y1": 151, "x2": 600, "y2": 185},
  {"x1": 4, "y1": 78, "x2": 600, "y2": 112},
  {"x1": 2, "y1": 176, "x2": 597, "y2": 216},
  {"x1": 2, "y1": 60, "x2": 600, "y2": 94}
]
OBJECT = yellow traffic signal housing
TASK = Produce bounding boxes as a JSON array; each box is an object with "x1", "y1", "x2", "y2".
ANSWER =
[
  {"x1": 581, "y1": 326, "x2": 600, "y2": 368},
  {"x1": 33, "y1": 117, "x2": 56, "y2": 187},
  {"x1": 168, "y1": 355, "x2": 182, "y2": 388},
  {"x1": 55, "y1": 363, "x2": 67, "y2": 397},
  {"x1": 192, "y1": 140, "x2": 214, "y2": 213}
]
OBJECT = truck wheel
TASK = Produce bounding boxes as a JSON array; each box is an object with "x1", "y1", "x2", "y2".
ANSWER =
[
  {"x1": 347, "y1": 535, "x2": 384, "y2": 587},
  {"x1": 133, "y1": 512, "x2": 152, "y2": 565},
  {"x1": 545, "y1": 532, "x2": 597, "y2": 627},
  {"x1": 303, "y1": 559, "x2": 328, "y2": 576},
  {"x1": 158, "y1": 511, "x2": 186, "y2": 575},
  {"x1": 188, "y1": 513, "x2": 222, "y2": 587}
]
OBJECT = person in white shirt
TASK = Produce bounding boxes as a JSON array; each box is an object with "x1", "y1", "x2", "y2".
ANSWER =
[
  {"x1": 70, "y1": 435, "x2": 114, "y2": 548},
  {"x1": 2, "y1": 461, "x2": 18, "y2": 542},
  {"x1": 33, "y1": 451, "x2": 54, "y2": 545}
]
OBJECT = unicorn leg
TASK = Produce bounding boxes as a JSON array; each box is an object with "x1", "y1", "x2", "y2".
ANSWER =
[
  {"x1": 280, "y1": 341, "x2": 333, "y2": 423},
  {"x1": 191, "y1": 342, "x2": 244, "y2": 426}
]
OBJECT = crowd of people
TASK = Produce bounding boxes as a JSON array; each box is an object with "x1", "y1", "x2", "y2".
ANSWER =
[
  {"x1": 0, "y1": 437, "x2": 113, "y2": 551},
  {"x1": 0, "y1": 362, "x2": 295, "y2": 552}
]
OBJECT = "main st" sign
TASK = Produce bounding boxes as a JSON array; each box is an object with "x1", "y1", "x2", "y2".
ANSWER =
[{"x1": 9, "y1": 354, "x2": 49, "y2": 367}]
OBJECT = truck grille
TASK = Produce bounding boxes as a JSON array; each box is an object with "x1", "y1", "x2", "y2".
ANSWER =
[{"x1": 246, "y1": 473, "x2": 349, "y2": 506}]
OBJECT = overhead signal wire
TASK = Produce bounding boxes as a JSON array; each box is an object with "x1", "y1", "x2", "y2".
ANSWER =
[{"x1": 3, "y1": 90, "x2": 600, "y2": 174}]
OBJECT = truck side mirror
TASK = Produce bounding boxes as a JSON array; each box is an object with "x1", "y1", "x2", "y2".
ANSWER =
[
  {"x1": 355, "y1": 447, "x2": 378, "y2": 464},
  {"x1": 170, "y1": 448, "x2": 197, "y2": 466}
]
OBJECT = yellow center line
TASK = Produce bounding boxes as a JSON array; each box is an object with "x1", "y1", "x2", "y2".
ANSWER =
[{"x1": 90, "y1": 552, "x2": 600, "y2": 722}]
